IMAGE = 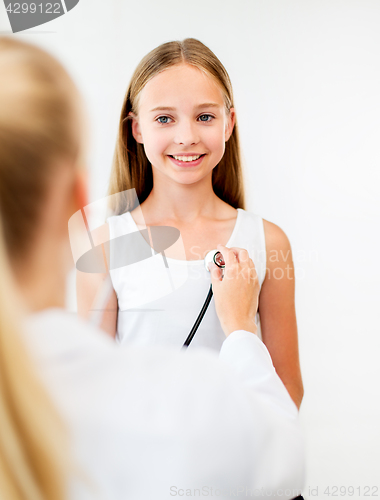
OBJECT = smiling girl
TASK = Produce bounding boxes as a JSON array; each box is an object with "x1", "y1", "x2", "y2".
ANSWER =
[{"x1": 77, "y1": 38, "x2": 304, "y2": 408}]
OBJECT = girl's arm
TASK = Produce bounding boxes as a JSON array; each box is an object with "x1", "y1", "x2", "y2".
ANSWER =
[
  {"x1": 76, "y1": 222, "x2": 118, "y2": 339},
  {"x1": 258, "y1": 220, "x2": 304, "y2": 409}
]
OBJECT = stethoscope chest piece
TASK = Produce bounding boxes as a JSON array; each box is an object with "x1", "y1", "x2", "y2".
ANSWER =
[
  {"x1": 183, "y1": 249, "x2": 225, "y2": 349},
  {"x1": 204, "y1": 249, "x2": 225, "y2": 272}
]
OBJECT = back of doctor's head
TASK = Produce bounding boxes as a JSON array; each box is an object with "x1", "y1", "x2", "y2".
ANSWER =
[
  {"x1": 0, "y1": 36, "x2": 81, "y2": 265},
  {"x1": 109, "y1": 38, "x2": 245, "y2": 215},
  {"x1": 0, "y1": 37, "x2": 80, "y2": 499}
]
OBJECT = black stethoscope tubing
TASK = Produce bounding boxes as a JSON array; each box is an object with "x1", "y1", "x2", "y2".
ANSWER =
[
  {"x1": 182, "y1": 250, "x2": 225, "y2": 349},
  {"x1": 182, "y1": 285, "x2": 213, "y2": 348}
]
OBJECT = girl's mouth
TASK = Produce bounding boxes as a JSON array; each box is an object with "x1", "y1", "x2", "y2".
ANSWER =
[{"x1": 168, "y1": 154, "x2": 206, "y2": 167}]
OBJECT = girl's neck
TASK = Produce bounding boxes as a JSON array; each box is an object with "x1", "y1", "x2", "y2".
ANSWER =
[{"x1": 140, "y1": 173, "x2": 225, "y2": 224}]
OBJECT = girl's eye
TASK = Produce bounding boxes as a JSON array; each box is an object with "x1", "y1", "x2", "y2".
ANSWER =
[
  {"x1": 198, "y1": 114, "x2": 214, "y2": 122},
  {"x1": 157, "y1": 116, "x2": 172, "y2": 124}
]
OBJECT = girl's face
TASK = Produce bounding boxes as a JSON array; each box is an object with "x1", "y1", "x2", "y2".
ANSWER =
[{"x1": 130, "y1": 63, "x2": 235, "y2": 186}]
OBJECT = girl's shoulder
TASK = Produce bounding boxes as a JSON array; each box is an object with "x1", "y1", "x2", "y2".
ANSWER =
[
  {"x1": 237, "y1": 209, "x2": 289, "y2": 249},
  {"x1": 261, "y1": 218, "x2": 292, "y2": 256},
  {"x1": 235, "y1": 211, "x2": 293, "y2": 285},
  {"x1": 237, "y1": 207, "x2": 262, "y2": 219},
  {"x1": 236, "y1": 208, "x2": 266, "y2": 232}
]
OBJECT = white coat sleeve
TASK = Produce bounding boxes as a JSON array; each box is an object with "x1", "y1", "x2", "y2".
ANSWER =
[{"x1": 219, "y1": 330, "x2": 305, "y2": 497}]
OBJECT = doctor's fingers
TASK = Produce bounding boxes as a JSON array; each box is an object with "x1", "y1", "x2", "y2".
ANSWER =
[
  {"x1": 233, "y1": 251, "x2": 258, "y2": 277},
  {"x1": 217, "y1": 245, "x2": 252, "y2": 264},
  {"x1": 209, "y1": 262, "x2": 223, "y2": 282},
  {"x1": 247, "y1": 258, "x2": 258, "y2": 279},
  {"x1": 236, "y1": 248, "x2": 250, "y2": 263},
  {"x1": 234, "y1": 255, "x2": 258, "y2": 284},
  {"x1": 224, "y1": 247, "x2": 251, "y2": 266},
  {"x1": 237, "y1": 263, "x2": 258, "y2": 283},
  {"x1": 216, "y1": 244, "x2": 238, "y2": 266}
]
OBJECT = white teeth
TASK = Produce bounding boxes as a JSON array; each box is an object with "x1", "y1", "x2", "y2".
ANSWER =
[{"x1": 172, "y1": 155, "x2": 202, "y2": 162}]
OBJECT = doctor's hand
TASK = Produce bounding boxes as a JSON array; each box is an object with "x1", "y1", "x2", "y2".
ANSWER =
[{"x1": 210, "y1": 245, "x2": 259, "y2": 338}]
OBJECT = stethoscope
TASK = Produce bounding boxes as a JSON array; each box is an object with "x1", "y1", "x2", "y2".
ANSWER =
[
  {"x1": 90, "y1": 248, "x2": 225, "y2": 348},
  {"x1": 182, "y1": 249, "x2": 225, "y2": 348}
]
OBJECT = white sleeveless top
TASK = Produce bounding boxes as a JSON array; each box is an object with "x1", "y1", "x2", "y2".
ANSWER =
[{"x1": 107, "y1": 208, "x2": 267, "y2": 351}]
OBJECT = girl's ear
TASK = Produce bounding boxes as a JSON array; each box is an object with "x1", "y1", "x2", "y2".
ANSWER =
[
  {"x1": 129, "y1": 111, "x2": 144, "y2": 144},
  {"x1": 225, "y1": 107, "x2": 236, "y2": 142}
]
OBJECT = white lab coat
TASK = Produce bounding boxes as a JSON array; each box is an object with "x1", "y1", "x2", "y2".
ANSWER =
[{"x1": 24, "y1": 308, "x2": 305, "y2": 500}]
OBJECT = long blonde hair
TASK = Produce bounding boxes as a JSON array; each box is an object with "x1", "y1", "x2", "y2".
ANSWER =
[
  {"x1": 108, "y1": 38, "x2": 246, "y2": 215},
  {"x1": 0, "y1": 37, "x2": 80, "y2": 499},
  {"x1": 0, "y1": 220, "x2": 67, "y2": 500}
]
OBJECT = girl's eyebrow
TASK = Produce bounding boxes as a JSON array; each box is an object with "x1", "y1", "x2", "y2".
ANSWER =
[{"x1": 149, "y1": 103, "x2": 221, "y2": 112}]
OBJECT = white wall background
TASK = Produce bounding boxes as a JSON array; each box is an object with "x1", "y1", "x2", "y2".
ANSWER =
[{"x1": 1, "y1": 1, "x2": 380, "y2": 497}]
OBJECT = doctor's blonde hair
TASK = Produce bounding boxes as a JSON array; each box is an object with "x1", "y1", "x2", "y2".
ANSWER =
[
  {"x1": 0, "y1": 37, "x2": 80, "y2": 500},
  {"x1": 109, "y1": 38, "x2": 246, "y2": 215}
]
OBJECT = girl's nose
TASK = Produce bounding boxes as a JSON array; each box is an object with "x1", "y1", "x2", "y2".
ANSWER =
[{"x1": 173, "y1": 120, "x2": 200, "y2": 146}]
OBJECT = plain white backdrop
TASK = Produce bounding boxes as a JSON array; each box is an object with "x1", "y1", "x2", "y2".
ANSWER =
[{"x1": 1, "y1": 1, "x2": 380, "y2": 497}]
